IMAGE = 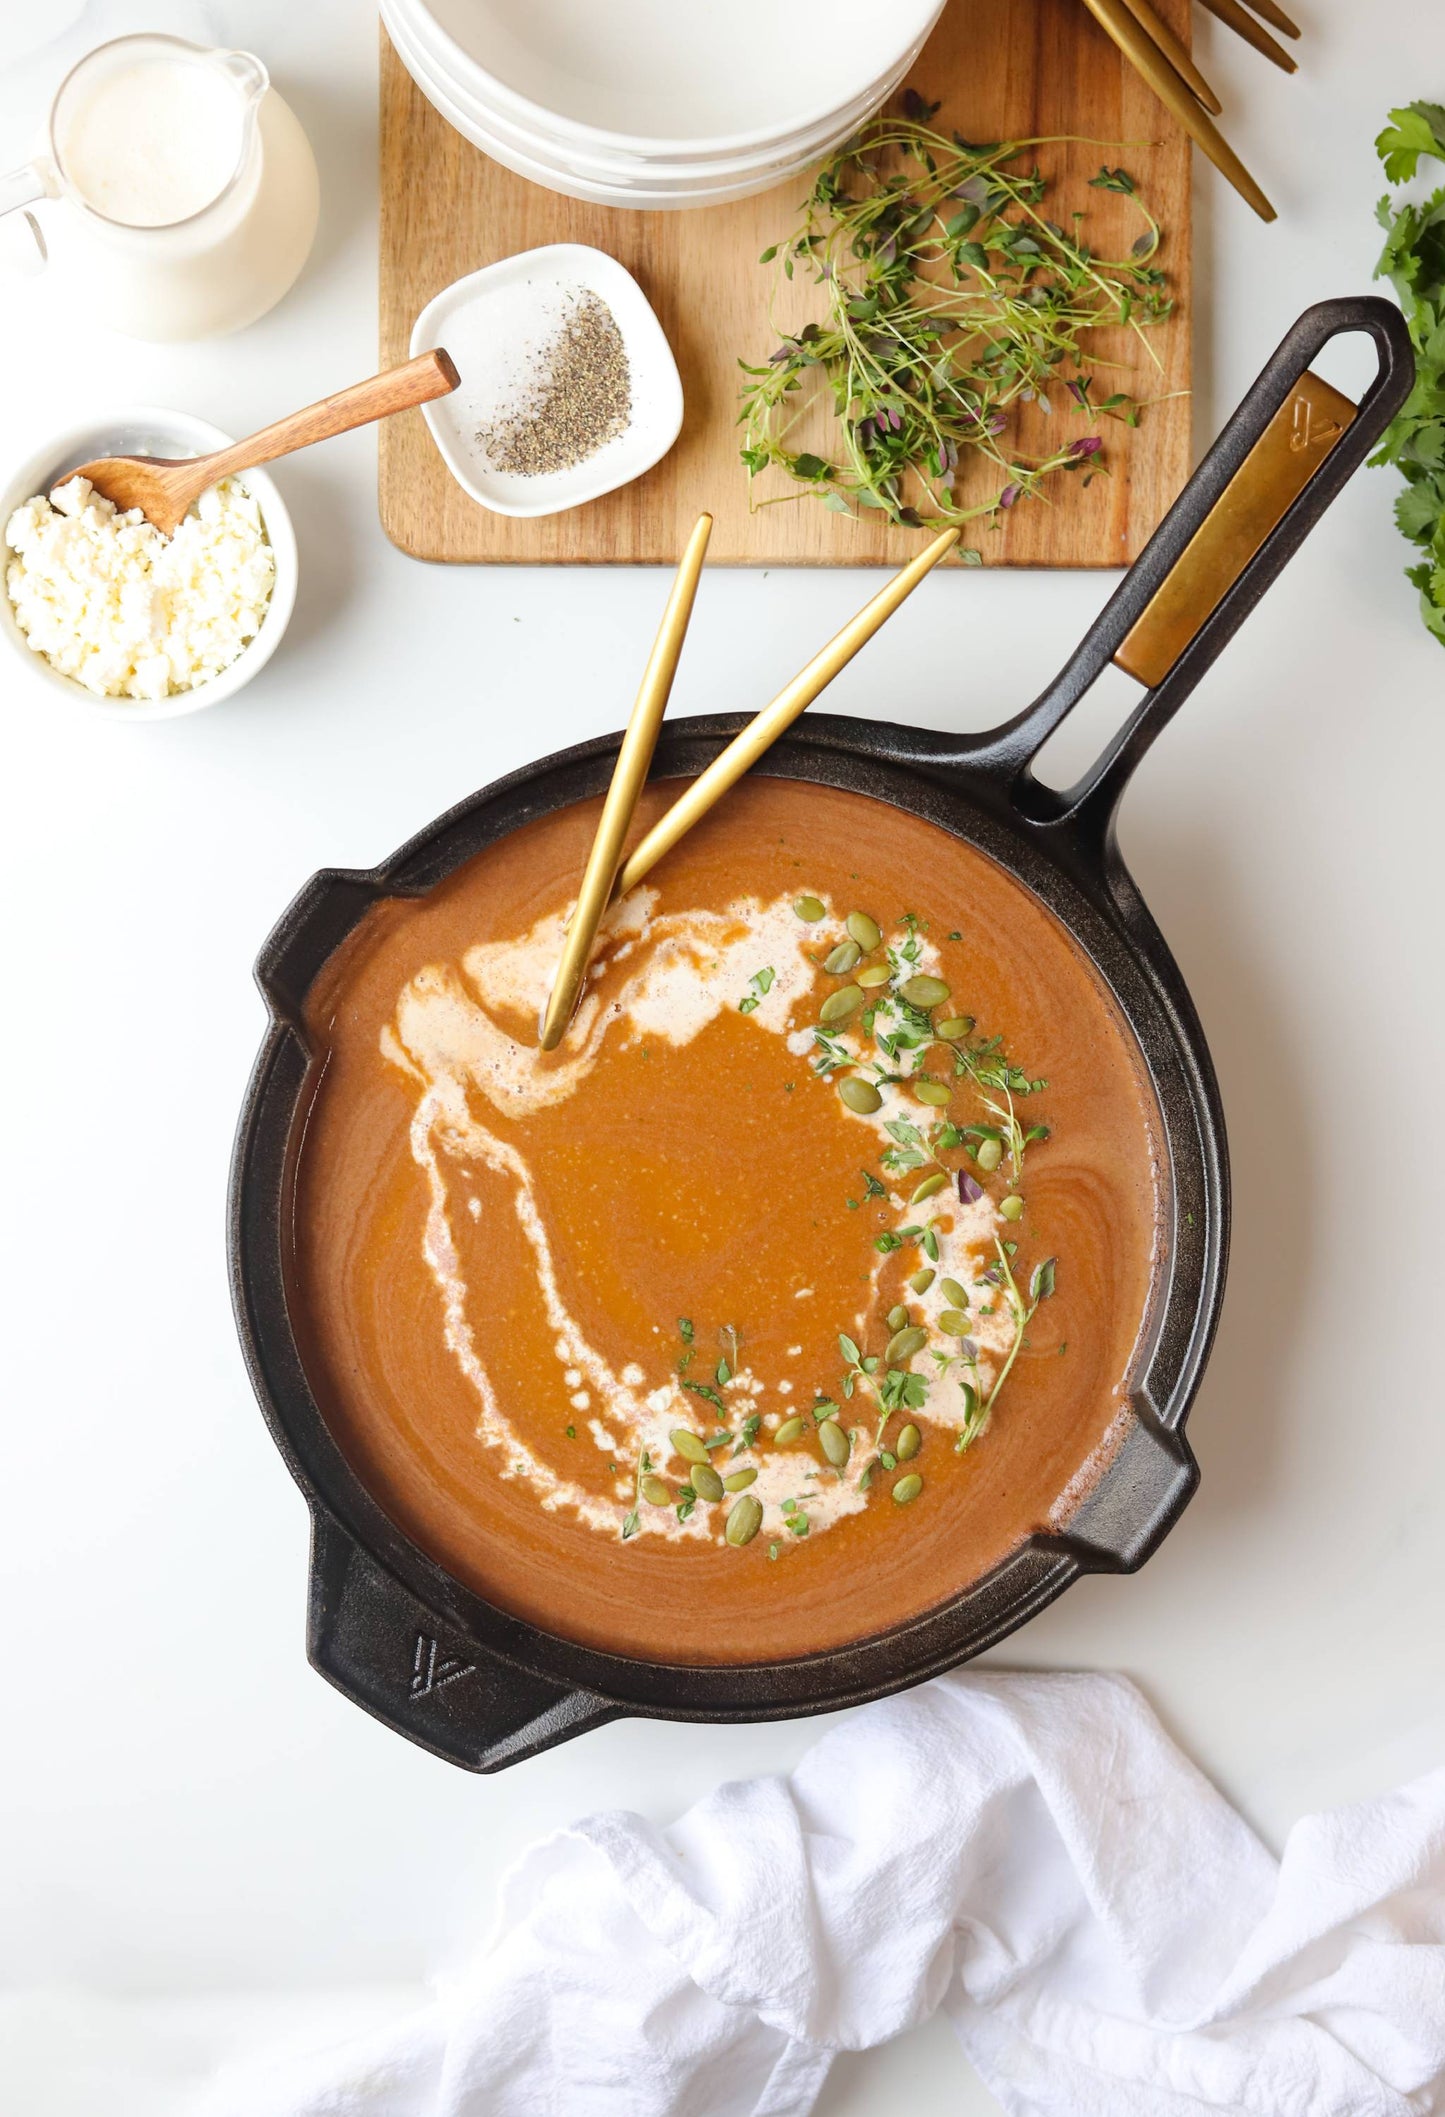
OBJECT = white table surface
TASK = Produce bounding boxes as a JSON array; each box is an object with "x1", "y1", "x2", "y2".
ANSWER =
[{"x1": 2, "y1": 2, "x2": 1442, "y2": 2109}]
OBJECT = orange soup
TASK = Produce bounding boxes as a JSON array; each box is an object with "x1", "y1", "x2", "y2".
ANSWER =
[{"x1": 290, "y1": 778, "x2": 1163, "y2": 1663}]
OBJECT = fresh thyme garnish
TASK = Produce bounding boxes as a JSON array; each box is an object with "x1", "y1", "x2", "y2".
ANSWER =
[
  {"x1": 812, "y1": 1026, "x2": 852, "y2": 1075},
  {"x1": 738, "y1": 965, "x2": 777, "y2": 1013},
  {"x1": 622, "y1": 1449, "x2": 652, "y2": 1539},
  {"x1": 732, "y1": 1413, "x2": 762, "y2": 1457},
  {"x1": 740, "y1": 102, "x2": 1173, "y2": 547},
  {"x1": 952, "y1": 1032, "x2": 1050, "y2": 1178},
  {"x1": 838, "y1": 1333, "x2": 880, "y2": 1399},
  {"x1": 955, "y1": 1239, "x2": 1058, "y2": 1452},
  {"x1": 681, "y1": 1378, "x2": 728, "y2": 1416}
]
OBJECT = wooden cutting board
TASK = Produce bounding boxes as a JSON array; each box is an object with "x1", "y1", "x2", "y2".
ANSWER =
[{"x1": 378, "y1": 0, "x2": 1191, "y2": 567}]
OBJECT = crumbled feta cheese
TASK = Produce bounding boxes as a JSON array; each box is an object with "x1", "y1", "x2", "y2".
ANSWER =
[{"x1": 4, "y1": 473, "x2": 275, "y2": 700}]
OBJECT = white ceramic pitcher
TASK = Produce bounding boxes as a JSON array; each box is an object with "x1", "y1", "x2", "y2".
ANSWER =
[{"x1": 0, "y1": 33, "x2": 319, "y2": 341}]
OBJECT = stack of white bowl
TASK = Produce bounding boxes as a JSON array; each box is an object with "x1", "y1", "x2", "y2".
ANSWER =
[{"x1": 381, "y1": 0, "x2": 947, "y2": 209}]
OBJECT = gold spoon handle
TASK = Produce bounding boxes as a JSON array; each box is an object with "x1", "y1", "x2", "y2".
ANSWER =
[
  {"x1": 1232, "y1": 0, "x2": 1301, "y2": 37},
  {"x1": 538, "y1": 512, "x2": 714, "y2": 1050},
  {"x1": 1077, "y1": 0, "x2": 1276, "y2": 222},
  {"x1": 614, "y1": 526, "x2": 960, "y2": 900},
  {"x1": 1195, "y1": 0, "x2": 1297, "y2": 70},
  {"x1": 1112, "y1": 0, "x2": 1221, "y2": 112}
]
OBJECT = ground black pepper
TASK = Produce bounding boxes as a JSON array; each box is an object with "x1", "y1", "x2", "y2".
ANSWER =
[{"x1": 478, "y1": 290, "x2": 631, "y2": 476}]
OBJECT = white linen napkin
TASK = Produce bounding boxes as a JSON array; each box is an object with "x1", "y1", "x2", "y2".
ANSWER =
[{"x1": 8, "y1": 1671, "x2": 1445, "y2": 2114}]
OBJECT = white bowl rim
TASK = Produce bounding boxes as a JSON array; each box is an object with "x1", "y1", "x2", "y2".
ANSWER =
[
  {"x1": 387, "y1": 11, "x2": 862, "y2": 209},
  {"x1": 390, "y1": 15, "x2": 905, "y2": 181},
  {"x1": 385, "y1": 17, "x2": 821, "y2": 208},
  {"x1": 409, "y1": 243, "x2": 684, "y2": 518},
  {"x1": 385, "y1": 0, "x2": 916, "y2": 183},
  {"x1": 390, "y1": 0, "x2": 946, "y2": 157},
  {"x1": 385, "y1": 0, "x2": 919, "y2": 171},
  {"x1": 0, "y1": 406, "x2": 297, "y2": 723}
]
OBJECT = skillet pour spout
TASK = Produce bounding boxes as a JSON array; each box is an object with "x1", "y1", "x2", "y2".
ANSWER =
[{"x1": 229, "y1": 298, "x2": 1414, "y2": 1772}]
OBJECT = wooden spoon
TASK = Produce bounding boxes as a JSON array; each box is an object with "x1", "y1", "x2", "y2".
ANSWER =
[{"x1": 58, "y1": 349, "x2": 461, "y2": 535}]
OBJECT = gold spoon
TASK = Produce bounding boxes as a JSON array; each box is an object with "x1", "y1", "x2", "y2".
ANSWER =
[
  {"x1": 538, "y1": 511, "x2": 714, "y2": 1051},
  {"x1": 614, "y1": 525, "x2": 960, "y2": 898},
  {"x1": 56, "y1": 350, "x2": 460, "y2": 535}
]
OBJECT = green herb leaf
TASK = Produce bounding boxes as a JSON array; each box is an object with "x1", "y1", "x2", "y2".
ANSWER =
[
  {"x1": 1372, "y1": 104, "x2": 1445, "y2": 647},
  {"x1": 681, "y1": 1378, "x2": 728, "y2": 1415},
  {"x1": 740, "y1": 112, "x2": 1172, "y2": 534}
]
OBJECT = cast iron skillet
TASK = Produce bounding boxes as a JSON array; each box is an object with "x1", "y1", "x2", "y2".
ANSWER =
[{"x1": 230, "y1": 297, "x2": 1412, "y2": 1772}]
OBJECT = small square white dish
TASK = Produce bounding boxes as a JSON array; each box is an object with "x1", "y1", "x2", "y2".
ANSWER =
[{"x1": 409, "y1": 244, "x2": 683, "y2": 518}]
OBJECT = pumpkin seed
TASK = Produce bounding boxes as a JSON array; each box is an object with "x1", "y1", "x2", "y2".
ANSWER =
[
  {"x1": 900, "y1": 974, "x2": 951, "y2": 1009},
  {"x1": 1000, "y1": 1193, "x2": 1025, "y2": 1220},
  {"x1": 910, "y1": 1267, "x2": 936, "y2": 1294},
  {"x1": 910, "y1": 1170, "x2": 947, "y2": 1202},
  {"x1": 939, "y1": 1277, "x2": 969, "y2": 1307},
  {"x1": 692, "y1": 1463, "x2": 725, "y2": 1503},
  {"x1": 723, "y1": 1466, "x2": 758, "y2": 1491},
  {"x1": 913, "y1": 1080, "x2": 951, "y2": 1107},
  {"x1": 838, "y1": 1075, "x2": 882, "y2": 1115},
  {"x1": 846, "y1": 911, "x2": 882, "y2": 953},
  {"x1": 824, "y1": 939, "x2": 862, "y2": 975},
  {"x1": 774, "y1": 1416, "x2": 805, "y2": 1447},
  {"x1": 641, "y1": 1475, "x2": 671, "y2": 1506},
  {"x1": 819, "y1": 985, "x2": 864, "y2": 1025},
  {"x1": 886, "y1": 1303, "x2": 910, "y2": 1333},
  {"x1": 819, "y1": 1418, "x2": 851, "y2": 1468},
  {"x1": 725, "y1": 1493, "x2": 764, "y2": 1546},
  {"x1": 856, "y1": 963, "x2": 892, "y2": 988},
  {"x1": 939, "y1": 1309, "x2": 972, "y2": 1336},
  {"x1": 976, "y1": 1137, "x2": 1003, "y2": 1173},
  {"x1": 794, "y1": 896, "x2": 826, "y2": 922},
  {"x1": 670, "y1": 1428, "x2": 710, "y2": 1465},
  {"x1": 935, "y1": 1015, "x2": 975, "y2": 1040},
  {"x1": 886, "y1": 1324, "x2": 928, "y2": 1364},
  {"x1": 896, "y1": 1422, "x2": 922, "y2": 1462},
  {"x1": 892, "y1": 1472, "x2": 923, "y2": 1505}
]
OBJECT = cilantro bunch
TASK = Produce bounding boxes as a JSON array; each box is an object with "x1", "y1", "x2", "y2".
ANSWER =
[{"x1": 1373, "y1": 103, "x2": 1445, "y2": 648}]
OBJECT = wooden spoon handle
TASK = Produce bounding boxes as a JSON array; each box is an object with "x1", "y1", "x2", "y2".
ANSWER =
[{"x1": 195, "y1": 349, "x2": 461, "y2": 487}]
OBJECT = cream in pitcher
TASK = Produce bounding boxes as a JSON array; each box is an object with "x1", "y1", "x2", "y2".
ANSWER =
[{"x1": 0, "y1": 34, "x2": 319, "y2": 340}]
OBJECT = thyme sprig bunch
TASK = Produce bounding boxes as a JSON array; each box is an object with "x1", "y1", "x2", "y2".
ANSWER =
[{"x1": 739, "y1": 101, "x2": 1175, "y2": 546}]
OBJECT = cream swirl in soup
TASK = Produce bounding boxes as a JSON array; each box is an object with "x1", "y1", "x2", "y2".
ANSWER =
[{"x1": 381, "y1": 887, "x2": 1017, "y2": 1547}]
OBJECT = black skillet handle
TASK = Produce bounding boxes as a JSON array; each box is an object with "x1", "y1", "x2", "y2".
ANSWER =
[
  {"x1": 996, "y1": 296, "x2": 1415, "y2": 827},
  {"x1": 306, "y1": 1507, "x2": 620, "y2": 1772}
]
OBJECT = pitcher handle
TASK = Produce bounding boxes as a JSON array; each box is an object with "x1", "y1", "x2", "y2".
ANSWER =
[{"x1": 0, "y1": 161, "x2": 53, "y2": 274}]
